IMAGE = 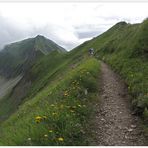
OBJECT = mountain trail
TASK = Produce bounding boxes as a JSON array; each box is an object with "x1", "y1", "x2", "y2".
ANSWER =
[{"x1": 91, "y1": 61, "x2": 147, "y2": 146}]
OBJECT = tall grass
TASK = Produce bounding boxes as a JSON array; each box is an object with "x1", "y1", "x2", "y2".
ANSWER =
[
  {"x1": 84, "y1": 19, "x2": 148, "y2": 119},
  {"x1": 0, "y1": 58, "x2": 100, "y2": 145}
]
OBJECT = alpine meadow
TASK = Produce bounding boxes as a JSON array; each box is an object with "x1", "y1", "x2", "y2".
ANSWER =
[{"x1": 0, "y1": 15, "x2": 147, "y2": 145}]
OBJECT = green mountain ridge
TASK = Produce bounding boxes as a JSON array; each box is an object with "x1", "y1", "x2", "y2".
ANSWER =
[
  {"x1": 88, "y1": 19, "x2": 148, "y2": 113},
  {"x1": 0, "y1": 35, "x2": 66, "y2": 78},
  {"x1": 0, "y1": 35, "x2": 66, "y2": 121},
  {"x1": 3, "y1": 35, "x2": 66, "y2": 56}
]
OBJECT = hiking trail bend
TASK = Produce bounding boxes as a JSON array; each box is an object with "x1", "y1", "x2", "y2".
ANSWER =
[{"x1": 91, "y1": 61, "x2": 147, "y2": 146}]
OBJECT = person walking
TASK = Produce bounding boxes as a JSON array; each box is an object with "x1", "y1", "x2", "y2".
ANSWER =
[{"x1": 89, "y1": 48, "x2": 94, "y2": 56}]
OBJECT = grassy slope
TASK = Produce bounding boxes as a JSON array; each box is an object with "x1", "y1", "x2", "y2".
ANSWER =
[
  {"x1": 0, "y1": 46, "x2": 94, "y2": 121},
  {"x1": 0, "y1": 19, "x2": 147, "y2": 145},
  {"x1": 89, "y1": 19, "x2": 148, "y2": 119},
  {"x1": 0, "y1": 45, "x2": 100, "y2": 145},
  {"x1": 0, "y1": 51, "x2": 65, "y2": 120}
]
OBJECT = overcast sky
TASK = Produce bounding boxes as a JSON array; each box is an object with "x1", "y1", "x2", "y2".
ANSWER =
[{"x1": 0, "y1": 2, "x2": 147, "y2": 51}]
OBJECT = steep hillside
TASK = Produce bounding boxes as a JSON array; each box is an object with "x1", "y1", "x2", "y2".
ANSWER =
[
  {"x1": 0, "y1": 19, "x2": 147, "y2": 145},
  {"x1": 87, "y1": 19, "x2": 148, "y2": 118},
  {"x1": 0, "y1": 36, "x2": 66, "y2": 121},
  {"x1": 0, "y1": 48, "x2": 100, "y2": 145},
  {"x1": 0, "y1": 51, "x2": 66, "y2": 121},
  {"x1": 0, "y1": 35, "x2": 66, "y2": 78}
]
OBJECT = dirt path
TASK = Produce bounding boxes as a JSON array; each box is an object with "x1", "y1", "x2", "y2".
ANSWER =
[{"x1": 91, "y1": 62, "x2": 147, "y2": 146}]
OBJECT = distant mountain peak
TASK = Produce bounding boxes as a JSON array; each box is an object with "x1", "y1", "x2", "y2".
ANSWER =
[
  {"x1": 35, "y1": 35, "x2": 45, "y2": 39},
  {"x1": 0, "y1": 36, "x2": 66, "y2": 77},
  {"x1": 33, "y1": 35, "x2": 66, "y2": 55},
  {"x1": 116, "y1": 21, "x2": 128, "y2": 26}
]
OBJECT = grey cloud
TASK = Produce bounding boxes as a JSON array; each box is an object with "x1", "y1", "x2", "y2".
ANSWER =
[
  {"x1": 0, "y1": 16, "x2": 108, "y2": 51},
  {"x1": 97, "y1": 16, "x2": 143, "y2": 24},
  {"x1": 74, "y1": 24, "x2": 109, "y2": 39},
  {"x1": 0, "y1": 14, "x2": 138, "y2": 51},
  {"x1": 77, "y1": 31, "x2": 101, "y2": 39},
  {"x1": 0, "y1": 16, "x2": 29, "y2": 50},
  {"x1": 29, "y1": 25, "x2": 72, "y2": 49},
  {"x1": 60, "y1": 42, "x2": 78, "y2": 50},
  {"x1": 0, "y1": 18, "x2": 68, "y2": 50}
]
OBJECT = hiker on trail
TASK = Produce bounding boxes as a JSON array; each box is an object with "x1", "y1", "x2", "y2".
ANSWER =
[{"x1": 89, "y1": 48, "x2": 94, "y2": 56}]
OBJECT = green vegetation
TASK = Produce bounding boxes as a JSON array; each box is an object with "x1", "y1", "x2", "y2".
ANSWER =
[
  {"x1": 0, "y1": 33, "x2": 101, "y2": 146},
  {"x1": 0, "y1": 19, "x2": 147, "y2": 145},
  {"x1": 87, "y1": 19, "x2": 148, "y2": 118},
  {"x1": 0, "y1": 58, "x2": 100, "y2": 145},
  {"x1": 0, "y1": 46, "x2": 95, "y2": 121},
  {"x1": 0, "y1": 35, "x2": 65, "y2": 78},
  {"x1": 0, "y1": 36, "x2": 67, "y2": 120}
]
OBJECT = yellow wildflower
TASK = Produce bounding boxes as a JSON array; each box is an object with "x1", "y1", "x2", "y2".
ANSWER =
[
  {"x1": 64, "y1": 91, "x2": 68, "y2": 96},
  {"x1": 35, "y1": 116, "x2": 42, "y2": 123},
  {"x1": 27, "y1": 138, "x2": 31, "y2": 141},
  {"x1": 49, "y1": 130, "x2": 53, "y2": 133},
  {"x1": 43, "y1": 116, "x2": 47, "y2": 119},
  {"x1": 44, "y1": 134, "x2": 48, "y2": 138},
  {"x1": 52, "y1": 112, "x2": 57, "y2": 116},
  {"x1": 58, "y1": 137, "x2": 64, "y2": 141},
  {"x1": 35, "y1": 116, "x2": 42, "y2": 120},
  {"x1": 78, "y1": 104, "x2": 82, "y2": 107}
]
